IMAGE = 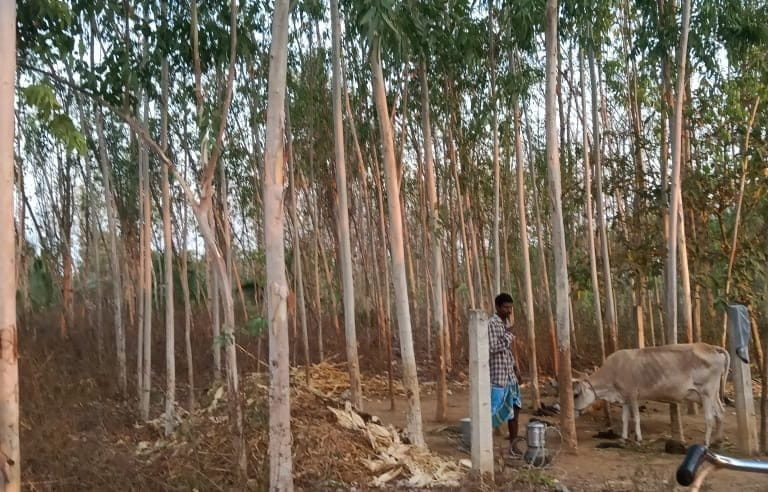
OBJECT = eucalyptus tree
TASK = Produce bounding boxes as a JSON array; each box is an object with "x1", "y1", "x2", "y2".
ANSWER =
[
  {"x1": 357, "y1": 0, "x2": 425, "y2": 445},
  {"x1": 498, "y1": 0, "x2": 544, "y2": 409},
  {"x1": 330, "y1": 0, "x2": 363, "y2": 410},
  {"x1": 0, "y1": 0, "x2": 20, "y2": 488},
  {"x1": 544, "y1": 0, "x2": 577, "y2": 450},
  {"x1": 263, "y1": 0, "x2": 294, "y2": 487},
  {"x1": 160, "y1": 0, "x2": 175, "y2": 436}
]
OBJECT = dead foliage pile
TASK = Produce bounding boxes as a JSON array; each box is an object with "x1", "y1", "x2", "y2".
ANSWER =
[
  {"x1": 326, "y1": 401, "x2": 471, "y2": 488},
  {"x1": 291, "y1": 361, "x2": 469, "y2": 401},
  {"x1": 111, "y1": 363, "x2": 472, "y2": 490}
]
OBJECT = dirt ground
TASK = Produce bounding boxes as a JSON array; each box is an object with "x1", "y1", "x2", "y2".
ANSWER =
[
  {"x1": 19, "y1": 323, "x2": 768, "y2": 491},
  {"x1": 365, "y1": 383, "x2": 768, "y2": 491}
]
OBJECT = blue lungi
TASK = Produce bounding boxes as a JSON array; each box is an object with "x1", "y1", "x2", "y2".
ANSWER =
[{"x1": 491, "y1": 381, "x2": 522, "y2": 428}]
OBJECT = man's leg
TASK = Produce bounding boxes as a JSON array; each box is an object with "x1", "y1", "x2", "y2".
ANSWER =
[{"x1": 508, "y1": 405, "x2": 521, "y2": 441}]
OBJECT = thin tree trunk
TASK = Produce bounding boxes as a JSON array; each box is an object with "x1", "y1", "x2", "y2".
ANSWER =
[
  {"x1": 179, "y1": 211, "x2": 195, "y2": 410},
  {"x1": 211, "y1": 235, "x2": 222, "y2": 380},
  {"x1": 532, "y1": 179, "x2": 558, "y2": 376},
  {"x1": 312, "y1": 178, "x2": 324, "y2": 361},
  {"x1": 160, "y1": 13, "x2": 175, "y2": 434},
  {"x1": 95, "y1": 107, "x2": 126, "y2": 396},
  {"x1": 264, "y1": 0, "x2": 294, "y2": 487},
  {"x1": 720, "y1": 97, "x2": 760, "y2": 345},
  {"x1": 140, "y1": 89, "x2": 153, "y2": 421},
  {"x1": 372, "y1": 40, "x2": 424, "y2": 446},
  {"x1": 466, "y1": 196, "x2": 486, "y2": 308},
  {"x1": 489, "y1": 3, "x2": 501, "y2": 295},
  {"x1": 371, "y1": 150, "x2": 396, "y2": 410},
  {"x1": 0, "y1": 1, "x2": 20, "y2": 485},
  {"x1": 579, "y1": 49, "x2": 605, "y2": 362},
  {"x1": 419, "y1": 61, "x2": 447, "y2": 422},
  {"x1": 331, "y1": 0, "x2": 363, "y2": 409},
  {"x1": 545, "y1": 0, "x2": 577, "y2": 450},
  {"x1": 448, "y1": 129, "x2": 475, "y2": 310},
  {"x1": 285, "y1": 103, "x2": 311, "y2": 384},
  {"x1": 647, "y1": 288, "x2": 656, "y2": 346},
  {"x1": 589, "y1": 47, "x2": 618, "y2": 355},
  {"x1": 136, "y1": 131, "x2": 146, "y2": 406},
  {"x1": 514, "y1": 98, "x2": 541, "y2": 409},
  {"x1": 664, "y1": 0, "x2": 692, "y2": 442}
]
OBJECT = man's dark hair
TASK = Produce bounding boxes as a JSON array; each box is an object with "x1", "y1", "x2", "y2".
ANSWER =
[{"x1": 495, "y1": 293, "x2": 513, "y2": 308}]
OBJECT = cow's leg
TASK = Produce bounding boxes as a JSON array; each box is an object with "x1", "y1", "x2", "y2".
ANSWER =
[
  {"x1": 631, "y1": 399, "x2": 642, "y2": 441},
  {"x1": 622, "y1": 403, "x2": 630, "y2": 440},
  {"x1": 713, "y1": 398, "x2": 725, "y2": 445},
  {"x1": 702, "y1": 396, "x2": 714, "y2": 447}
]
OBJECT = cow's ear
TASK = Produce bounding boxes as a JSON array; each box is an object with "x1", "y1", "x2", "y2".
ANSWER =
[{"x1": 572, "y1": 380, "x2": 581, "y2": 395}]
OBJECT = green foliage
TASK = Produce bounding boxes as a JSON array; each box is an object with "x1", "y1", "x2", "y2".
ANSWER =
[
  {"x1": 21, "y1": 84, "x2": 87, "y2": 155},
  {"x1": 242, "y1": 317, "x2": 267, "y2": 337}
]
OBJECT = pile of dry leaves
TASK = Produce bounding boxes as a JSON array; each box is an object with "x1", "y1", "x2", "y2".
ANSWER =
[{"x1": 125, "y1": 363, "x2": 471, "y2": 490}]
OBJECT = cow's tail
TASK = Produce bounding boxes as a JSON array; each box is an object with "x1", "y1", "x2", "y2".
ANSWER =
[{"x1": 718, "y1": 346, "x2": 730, "y2": 412}]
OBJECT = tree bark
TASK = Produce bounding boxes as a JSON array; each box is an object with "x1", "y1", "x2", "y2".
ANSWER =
[
  {"x1": 579, "y1": 49, "x2": 606, "y2": 362},
  {"x1": 0, "y1": 0, "x2": 20, "y2": 486},
  {"x1": 264, "y1": 0, "x2": 294, "y2": 487},
  {"x1": 331, "y1": 0, "x2": 363, "y2": 409},
  {"x1": 285, "y1": 102, "x2": 311, "y2": 385},
  {"x1": 419, "y1": 60, "x2": 447, "y2": 422},
  {"x1": 371, "y1": 40, "x2": 424, "y2": 446},
  {"x1": 545, "y1": 0, "x2": 577, "y2": 451},
  {"x1": 532, "y1": 176, "x2": 558, "y2": 376},
  {"x1": 514, "y1": 98, "x2": 541, "y2": 410},
  {"x1": 664, "y1": 0, "x2": 692, "y2": 443},
  {"x1": 489, "y1": 3, "x2": 501, "y2": 296},
  {"x1": 160, "y1": 9, "x2": 175, "y2": 434},
  {"x1": 140, "y1": 84, "x2": 153, "y2": 422},
  {"x1": 95, "y1": 107, "x2": 126, "y2": 396},
  {"x1": 589, "y1": 47, "x2": 618, "y2": 355},
  {"x1": 179, "y1": 208, "x2": 195, "y2": 410}
]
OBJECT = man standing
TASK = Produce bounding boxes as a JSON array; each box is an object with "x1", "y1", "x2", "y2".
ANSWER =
[{"x1": 489, "y1": 292, "x2": 523, "y2": 456}]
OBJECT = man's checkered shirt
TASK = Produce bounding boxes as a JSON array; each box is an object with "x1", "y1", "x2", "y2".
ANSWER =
[{"x1": 488, "y1": 313, "x2": 517, "y2": 387}]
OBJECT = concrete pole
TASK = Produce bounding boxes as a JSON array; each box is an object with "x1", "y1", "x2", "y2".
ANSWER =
[
  {"x1": 728, "y1": 304, "x2": 758, "y2": 455},
  {"x1": 469, "y1": 310, "x2": 494, "y2": 479}
]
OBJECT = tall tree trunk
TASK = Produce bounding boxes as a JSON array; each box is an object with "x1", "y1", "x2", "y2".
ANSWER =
[
  {"x1": 720, "y1": 97, "x2": 760, "y2": 345},
  {"x1": 664, "y1": 0, "x2": 691, "y2": 443},
  {"x1": 179, "y1": 210, "x2": 195, "y2": 410},
  {"x1": 450, "y1": 139, "x2": 475, "y2": 310},
  {"x1": 211, "y1": 251, "x2": 222, "y2": 380},
  {"x1": 285, "y1": 103, "x2": 311, "y2": 384},
  {"x1": 545, "y1": 0, "x2": 577, "y2": 451},
  {"x1": 371, "y1": 150, "x2": 396, "y2": 410},
  {"x1": 331, "y1": 0, "x2": 363, "y2": 409},
  {"x1": 419, "y1": 61, "x2": 447, "y2": 422},
  {"x1": 136, "y1": 131, "x2": 146, "y2": 406},
  {"x1": 160, "y1": 10, "x2": 175, "y2": 435},
  {"x1": 579, "y1": 49, "x2": 605, "y2": 362},
  {"x1": 532, "y1": 178, "x2": 557, "y2": 375},
  {"x1": 489, "y1": 3, "x2": 501, "y2": 295},
  {"x1": 311, "y1": 181, "x2": 324, "y2": 361},
  {"x1": 371, "y1": 40, "x2": 424, "y2": 446},
  {"x1": 264, "y1": 0, "x2": 294, "y2": 487},
  {"x1": 95, "y1": 107, "x2": 126, "y2": 396},
  {"x1": 140, "y1": 91, "x2": 153, "y2": 421},
  {"x1": 589, "y1": 48, "x2": 618, "y2": 354},
  {"x1": 514, "y1": 97, "x2": 541, "y2": 409},
  {"x1": 0, "y1": 0, "x2": 20, "y2": 486}
]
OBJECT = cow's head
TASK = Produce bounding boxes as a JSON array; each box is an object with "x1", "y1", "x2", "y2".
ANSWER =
[{"x1": 572, "y1": 379, "x2": 596, "y2": 415}]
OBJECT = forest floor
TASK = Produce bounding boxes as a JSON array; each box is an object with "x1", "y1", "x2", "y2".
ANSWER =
[
  {"x1": 19, "y1": 329, "x2": 768, "y2": 491},
  {"x1": 367, "y1": 380, "x2": 768, "y2": 491}
]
